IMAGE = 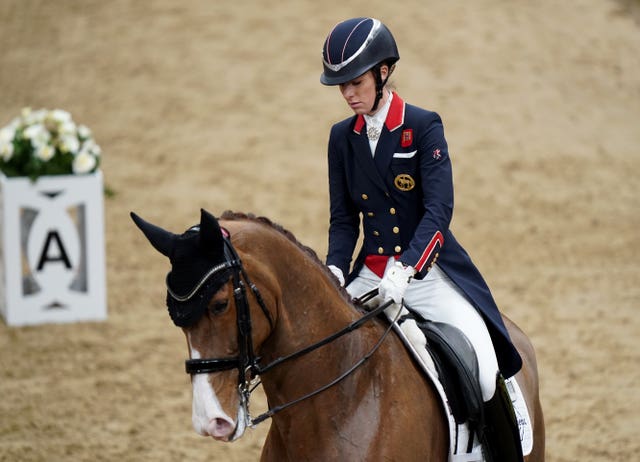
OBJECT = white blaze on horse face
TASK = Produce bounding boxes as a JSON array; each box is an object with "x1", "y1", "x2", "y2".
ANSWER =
[{"x1": 188, "y1": 336, "x2": 246, "y2": 441}]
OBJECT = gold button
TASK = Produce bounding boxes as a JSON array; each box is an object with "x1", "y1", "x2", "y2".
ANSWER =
[
  {"x1": 362, "y1": 194, "x2": 368, "y2": 200},
  {"x1": 394, "y1": 245, "x2": 402, "y2": 253},
  {"x1": 392, "y1": 226, "x2": 400, "y2": 234},
  {"x1": 373, "y1": 230, "x2": 380, "y2": 236},
  {"x1": 367, "y1": 212, "x2": 374, "y2": 217},
  {"x1": 389, "y1": 207, "x2": 396, "y2": 215},
  {"x1": 378, "y1": 247, "x2": 384, "y2": 254}
]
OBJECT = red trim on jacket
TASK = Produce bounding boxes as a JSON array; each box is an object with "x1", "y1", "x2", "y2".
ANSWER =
[
  {"x1": 385, "y1": 92, "x2": 405, "y2": 132},
  {"x1": 415, "y1": 231, "x2": 444, "y2": 272},
  {"x1": 353, "y1": 92, "x2": 405, "y2": 135},
  {"x1": 354, "y1": 114, "x2": 365, "y2": 134}
]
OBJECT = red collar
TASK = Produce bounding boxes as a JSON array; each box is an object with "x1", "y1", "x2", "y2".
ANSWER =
[{"x1": 353, "y1": 92, "x2": 405, "y2": 134}]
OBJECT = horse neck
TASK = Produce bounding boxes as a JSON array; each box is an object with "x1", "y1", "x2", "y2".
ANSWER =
[
  {"x1": 277, "y1": 288, "x2": 366, "y2": 363},
  {"x1": 266, "y1": 248, "x2": 364, "y2": 357},
  {"x1": 259, "y1": 281, "x2": 380, "y2": 420},
  {"x1": 244, "y1": 229, "x2": 377, "y2": 396},
  {"x1": 230, "y1": 221, "x2": 362, "y2": 344}
]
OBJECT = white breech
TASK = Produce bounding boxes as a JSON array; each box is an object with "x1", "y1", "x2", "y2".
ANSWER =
[{"x1": 347, "y1": 258, "x2": 499, "y2": 401}]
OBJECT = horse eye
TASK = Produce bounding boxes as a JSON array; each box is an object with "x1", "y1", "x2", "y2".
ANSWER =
[{"x1": 209, "y1": 300, "x2": 229, "y2": 315}]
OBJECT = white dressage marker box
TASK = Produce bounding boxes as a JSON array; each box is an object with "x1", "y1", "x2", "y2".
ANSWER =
[{"x1": 0, "y1": 171, "x2": 107, "y2": 326}]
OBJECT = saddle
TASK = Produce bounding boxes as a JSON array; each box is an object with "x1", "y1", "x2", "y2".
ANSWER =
[
  {"x1": 396, "y1": 312, "x2": 532, "y2": 461},
  {"x1": 400, "y1": 314, "x2": 483, "y2": 427}
]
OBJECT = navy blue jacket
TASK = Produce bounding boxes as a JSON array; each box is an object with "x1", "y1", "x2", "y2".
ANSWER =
[{"x1": 326, "y1": 93, "x2": 522, "y2": 378}]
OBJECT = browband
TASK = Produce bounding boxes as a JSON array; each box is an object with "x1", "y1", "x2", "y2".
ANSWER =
[{"x1": 166, "y1": 259, "x2": 239, "y2": 302}]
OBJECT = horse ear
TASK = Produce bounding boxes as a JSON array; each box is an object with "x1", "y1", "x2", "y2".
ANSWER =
[
  {"x1": 130, "y1": 212, "x2": 176, "y2": 258},
  {"x1": 199, "y1": 208, "x2": 224, "y2": 257}
]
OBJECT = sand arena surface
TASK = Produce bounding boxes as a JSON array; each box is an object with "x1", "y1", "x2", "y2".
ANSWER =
[{"x1": 1, "y1": 1, "x2": 639, "y2": 461}]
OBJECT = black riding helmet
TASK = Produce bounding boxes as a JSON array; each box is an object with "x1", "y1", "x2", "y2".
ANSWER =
[{"x1": 321, "y1": 17, "x2": 399, "y2": 111}]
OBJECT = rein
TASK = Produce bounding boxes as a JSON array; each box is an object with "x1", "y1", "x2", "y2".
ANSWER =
[
  {"x1": 251, "y1": 293, "x2": 397, "y2": 425},
  {"x1": 179, "y1": 235, "x2": 398, "y2": 427}
]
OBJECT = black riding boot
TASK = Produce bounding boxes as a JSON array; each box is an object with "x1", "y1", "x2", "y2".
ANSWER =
[{"x1": 479, "y1": 374, "x2": 524, "y2": 462}]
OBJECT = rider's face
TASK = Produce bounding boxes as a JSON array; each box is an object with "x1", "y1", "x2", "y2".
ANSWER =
[{"x1": 339, "y1": 66, "x2": 389, "y2": 116}]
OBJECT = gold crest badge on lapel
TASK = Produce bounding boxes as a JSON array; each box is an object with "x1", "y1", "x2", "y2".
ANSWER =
[{"x1": 394, "y1": 174, "x2": 415, "y2": 191}]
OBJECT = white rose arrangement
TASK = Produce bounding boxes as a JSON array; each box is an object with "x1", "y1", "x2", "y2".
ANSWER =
[{"x1": 0, "y1": 108, "x2": 101, "y2": 179}]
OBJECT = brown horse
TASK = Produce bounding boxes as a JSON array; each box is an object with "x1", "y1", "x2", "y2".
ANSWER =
[{"x1": 132, "y1": 209, "x2": 544, "y2": 461}]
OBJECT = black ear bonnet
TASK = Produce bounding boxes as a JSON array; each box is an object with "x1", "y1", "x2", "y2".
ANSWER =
[{"x1": 130, "y1": 209, "x2": 240, "y2": 327}]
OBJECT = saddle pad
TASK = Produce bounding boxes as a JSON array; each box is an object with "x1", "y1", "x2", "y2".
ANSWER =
[{"x1": 504, "y1": 376, "x2": 533, "y2": 456}]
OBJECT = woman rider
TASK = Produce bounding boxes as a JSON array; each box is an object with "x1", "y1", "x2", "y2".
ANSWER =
[{"x1": 321, "y1": 17, "x2": 524, "y2": 462}]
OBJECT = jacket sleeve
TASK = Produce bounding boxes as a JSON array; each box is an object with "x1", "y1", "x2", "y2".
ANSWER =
[
  {"x1": 400, "y1": 113, "x2": 453, "y2": 279},
  {"x1": 326, "y1": 125, "x2": 360, "y2": 277}
]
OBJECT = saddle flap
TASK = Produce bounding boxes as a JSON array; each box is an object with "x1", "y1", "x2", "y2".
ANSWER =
[{"x1": 418, "y1": 321, "x2": 483, "y2": 425}]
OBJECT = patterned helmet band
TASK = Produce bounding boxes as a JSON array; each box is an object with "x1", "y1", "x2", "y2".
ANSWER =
[
  {"x1": 323, "y1": 18, "x2": 382, "y2": 72},
  {"x1": 166, "y1": 259, "x2": 240, "y2": 302}
]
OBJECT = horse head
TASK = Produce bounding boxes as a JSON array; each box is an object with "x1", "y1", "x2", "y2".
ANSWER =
[{"x1": 131, "y1": 209, "x2": 274, "y2": 442}]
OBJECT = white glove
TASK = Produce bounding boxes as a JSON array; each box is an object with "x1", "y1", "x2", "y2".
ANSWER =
[
  {"x1": 327, "y1": 265, "x2": 345, "y2": 287},
  {"x1": 378, "y1": 261, "x2": 415, "y2": 304}
]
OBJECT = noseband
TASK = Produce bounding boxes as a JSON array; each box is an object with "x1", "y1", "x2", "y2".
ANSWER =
[{"x1": 174, "y1": 233, "x2": 395, "y2": 427}]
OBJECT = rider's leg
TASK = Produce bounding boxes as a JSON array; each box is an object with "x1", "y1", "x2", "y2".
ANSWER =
[
  {"x1": 344, "y1": 264, "x2": 379, "y2": 299},
  {"x1": 347, "y1": 260, "x2": 499, "y2": 401},
  {"x1": 404, "y1": 264, "x2": 498, "y2": 401}
]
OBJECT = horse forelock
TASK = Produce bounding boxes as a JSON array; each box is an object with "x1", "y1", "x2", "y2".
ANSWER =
[{"x1": 219, "y1": 211, "x2": 354, "y2": 303}]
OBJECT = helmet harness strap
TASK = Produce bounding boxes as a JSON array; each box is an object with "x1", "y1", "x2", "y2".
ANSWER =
[{"x1": 370, "y1": 63, "x2": 393, "y2": 113}]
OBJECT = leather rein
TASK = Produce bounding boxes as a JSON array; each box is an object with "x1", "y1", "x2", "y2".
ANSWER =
[{"x1": 176, "y1": 235, "x2": 396, "y2": 426}]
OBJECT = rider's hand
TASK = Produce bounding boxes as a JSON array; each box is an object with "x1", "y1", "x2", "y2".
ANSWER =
[{"x1": 378, "y1": 261, "x2": 415, "y2": 304}]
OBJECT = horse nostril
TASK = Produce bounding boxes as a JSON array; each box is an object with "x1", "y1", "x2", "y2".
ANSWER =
[{"x1": 207, "y1": 417, "x2": 235, "y2": 440}]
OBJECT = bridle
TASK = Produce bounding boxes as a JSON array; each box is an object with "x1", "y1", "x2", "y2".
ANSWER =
[
  {"x1": 176, "y1": 233, "x2": 396, "y2": 427},
  {"x1": 181, "y1": 235, "x2": 272, "y2": 391}
]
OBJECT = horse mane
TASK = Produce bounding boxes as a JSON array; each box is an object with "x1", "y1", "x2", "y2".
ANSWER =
[{"x1": 219, "y1": 211, "x2": 351, "y2": 300}]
